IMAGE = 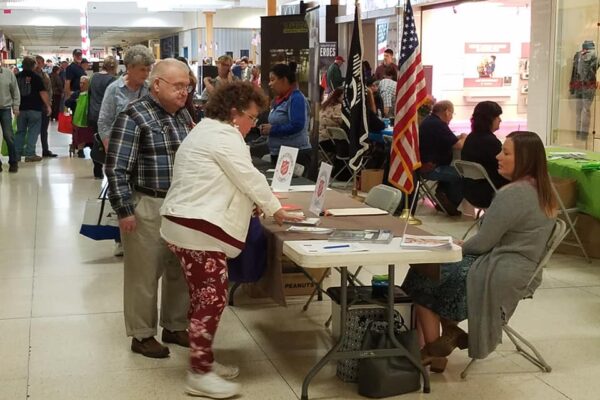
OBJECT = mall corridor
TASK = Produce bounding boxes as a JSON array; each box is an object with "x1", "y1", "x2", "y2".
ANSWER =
[{"x1": 0, "y1": 124, "x2": 599, "y2": 400}]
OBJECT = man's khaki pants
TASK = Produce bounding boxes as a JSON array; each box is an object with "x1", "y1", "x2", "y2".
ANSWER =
[{"x1": 121, "y1": 192, "x2": 190, "y2": 340}]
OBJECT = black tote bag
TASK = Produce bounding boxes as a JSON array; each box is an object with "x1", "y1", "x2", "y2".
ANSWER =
[{"x1": 357, "y1": 320, "x2": 422, "y2": 398}]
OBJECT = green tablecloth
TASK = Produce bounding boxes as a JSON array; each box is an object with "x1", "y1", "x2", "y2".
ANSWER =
[{"x1": 546, "y1": 147, "x2": 600, "y2": 219}]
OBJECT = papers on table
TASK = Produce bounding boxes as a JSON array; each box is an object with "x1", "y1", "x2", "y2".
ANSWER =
[
  {"x1": 300, "y1": 242, "x2": 368, "y2": 253},
  {"x1": 289, "y1": 185, "x2": 318, "y2": 192},
  {"x1": 326, "y1": 207, "x2": 388, "y2": 217},
  {"x1": 274, "y1": 185, "x2": 332, "y2": 193},
  {"x1": 400, "y1": 234, "x2": 453, "y2": 250},
  {"x1": 547, "y1": 152, "x2": 587, "y2": 160},
  {"x1": 285, "y1": 217, "x2": 321, "y2": 226},
  {"x1": 284, "y1": 211, "x2": 305, "y2": 220},
  {"x1": 328, "y1": 229, "x2": 393, "y2": 244},
  {"x1": 287, "y1": 226, "x2": 333, "y2": 234}
]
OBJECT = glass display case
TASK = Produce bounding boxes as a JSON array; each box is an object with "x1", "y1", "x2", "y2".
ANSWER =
[{"x1": 551, "y1": 0, "x2": 600, "y2": 151}]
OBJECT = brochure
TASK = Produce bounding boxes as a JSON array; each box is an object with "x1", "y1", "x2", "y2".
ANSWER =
[
  {"x1": 284, "y1": 217, "x2": 321, "y2": 226},
  {"x1": 400, "y1": 234, "x2": 453, "y2": 249},
  {"x1": 326, "y1": 207, "x2": 388, "y2": 217},
  {"x1": 287, "y1": 226, "x2": 333, "y2": 234},
  {"x1": 328, "y1": 229, "x2": 394, "y2": 244}
]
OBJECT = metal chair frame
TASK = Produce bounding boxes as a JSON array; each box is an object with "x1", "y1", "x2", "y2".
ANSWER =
[
  {"x1": 414, "y1": 175, "x2": 449, "y2": 215},
  {"x1": 326, "y1": 127, "x2": 353, "y2": 183},
  {"x1": 317, "y1": 127, "x2": 336, "y2": 165},
  {"x1": 453, "y1": 160, "x2": 499, "y2": 239},
  {"x1": 461, "y1": 219, "x2": 568, "y2": 379},
  {"x1": 549, "y1": 179, "x2": 591, "y2": 263}
]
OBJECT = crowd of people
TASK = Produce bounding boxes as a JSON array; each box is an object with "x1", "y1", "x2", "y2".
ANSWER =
[{"x1": 0, "y1": 43, "x2": 560, "y2": 399}]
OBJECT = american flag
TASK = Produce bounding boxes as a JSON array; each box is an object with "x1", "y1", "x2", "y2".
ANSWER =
[{"x1": 388, "y1": 0, "x2": 427, "y2": 193}]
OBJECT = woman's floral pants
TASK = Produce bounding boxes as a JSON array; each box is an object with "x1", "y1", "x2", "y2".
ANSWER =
[{"x1": 168, "y1": 244, "x2": 228, "y2": 373}]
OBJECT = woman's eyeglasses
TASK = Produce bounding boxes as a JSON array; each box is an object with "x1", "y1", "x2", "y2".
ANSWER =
[
  {"x1": 242, "y1": 110, "x2": 259, "y2": 125},
  {"x1": 158, "y1": 77, "x2": 193, "y2": 94}
]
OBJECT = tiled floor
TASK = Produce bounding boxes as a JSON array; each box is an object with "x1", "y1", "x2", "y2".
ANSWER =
[{"x1": 1, "y1": 123, "x2": 599, "y2": 400}]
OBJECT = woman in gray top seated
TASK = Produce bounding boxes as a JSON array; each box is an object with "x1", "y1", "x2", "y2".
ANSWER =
[{"x1": 402, "y1": 131, "x2": 557, "y2": 372}]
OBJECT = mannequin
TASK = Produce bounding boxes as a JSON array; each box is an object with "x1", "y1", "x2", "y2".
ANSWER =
[{"x1": 569, "y1": 40, "x2": 599, "y2": 141}]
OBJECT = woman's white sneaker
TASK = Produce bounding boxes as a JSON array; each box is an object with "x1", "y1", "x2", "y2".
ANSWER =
[
  {"x1": 213, "y1": 361, "x2": 240, "y2": 380},
  {"x1": 186, "y1": 371, "x2": 240, "y2": 399}
]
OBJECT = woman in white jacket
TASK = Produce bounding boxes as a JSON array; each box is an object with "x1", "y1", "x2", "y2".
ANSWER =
[{"x1": 160, "y1": 81, "x2": 301, "y2": 399}]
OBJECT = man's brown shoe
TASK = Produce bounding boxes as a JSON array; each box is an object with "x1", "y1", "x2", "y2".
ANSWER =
[
  {"x1": 131, "y1": 337, "x2": 170, "y2": 358},
  {"x1": 161, "y1": 329, "x2": 190, "y2": 348}
]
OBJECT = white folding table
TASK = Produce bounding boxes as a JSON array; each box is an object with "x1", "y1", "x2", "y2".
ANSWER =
[{"x1": 283, "y1": 237, "x2": 462, "y2": 400}]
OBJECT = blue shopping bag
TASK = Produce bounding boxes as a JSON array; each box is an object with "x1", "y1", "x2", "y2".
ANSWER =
[
  {"x1": 79, "y1": 185, "x2": 121, "y2": 241},
  {"x1": 227, "y1": 216, "x2": 267, "y2": 283}
]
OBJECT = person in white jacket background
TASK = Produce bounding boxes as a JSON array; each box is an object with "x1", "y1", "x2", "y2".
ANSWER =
[{"x1": 160, "y1": 81, "x2": 302, "y2": 399}]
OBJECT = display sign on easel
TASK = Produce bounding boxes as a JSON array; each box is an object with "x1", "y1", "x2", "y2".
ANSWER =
[
  {"x1": 271, "y1": 146, "x2": 298, "y2": 192},
  {"x1": 309, "y1": 162, "x2": 333, "y2": 216}
]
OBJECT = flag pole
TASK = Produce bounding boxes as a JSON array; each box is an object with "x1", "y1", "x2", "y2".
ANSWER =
[
  {"x1": 399, "y1": 194, "x2": 422, "y2": 225},
  {"x1": 351, "y1": 0, "x2": 361, "y2": 199},
  {"x1": 399, "y1": 173, "x2": 421, "y2": 225},
  {"x1": 351, "y1": 169, "x2": 358, "y2": 198}
]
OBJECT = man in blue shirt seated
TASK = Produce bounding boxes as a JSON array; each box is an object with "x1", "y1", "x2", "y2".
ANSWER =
[{"x1": 418, "y1": 100, "x2": 466, "y2": 215}]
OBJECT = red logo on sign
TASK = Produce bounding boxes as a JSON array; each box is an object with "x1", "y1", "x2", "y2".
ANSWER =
[
  {"x1": 280, "y1": 160, "x2": 290, "y2": 176},
  {"x1": 317, "y1": 179, "x2": 325, "y2": 197}
]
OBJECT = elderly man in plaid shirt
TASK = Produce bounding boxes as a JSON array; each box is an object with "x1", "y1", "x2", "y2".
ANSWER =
[{"x1": 105, "y1": 58, "x2": 195, "y2": 358}]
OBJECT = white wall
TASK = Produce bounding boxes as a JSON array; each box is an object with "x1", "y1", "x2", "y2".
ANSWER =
[
  {"x1": 214, "y1": 8, "x2": 263, "y2": 28},
  {"x1": 0, "y1": 9, "x2": 184, "y2": 28},
  {"x1": 421, "y1": 3, "x2": 531, "y2": 125},
  {"x1": 528, "y1": 0, "x2": 555, "y2": 144},
  {"x1": 184, "y1": 8, "x2": 263, "y2": 29}
]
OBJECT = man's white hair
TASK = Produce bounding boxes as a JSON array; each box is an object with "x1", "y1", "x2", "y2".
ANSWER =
[{"x1": 149, "y1": 58, "x2": 190, "y2": 83}]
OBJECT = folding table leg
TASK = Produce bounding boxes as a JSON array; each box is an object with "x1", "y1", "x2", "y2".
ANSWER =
[
  {"x1": 302, "y1": 269, "x2": 330, "y2": 312},
  {"x1": 228, "y1": 282, "x2": 242, "y2": 306},
  {"x1": 551, "y1": 181, "x2": 591, "y2": 263},
  {"x1": 301, "y1": 267, "x2": 349, "y2": 400}
]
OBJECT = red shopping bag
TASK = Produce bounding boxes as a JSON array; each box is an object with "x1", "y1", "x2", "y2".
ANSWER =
[{"x1": 58, "y1": 111, "x2": 73, "y2": 134}]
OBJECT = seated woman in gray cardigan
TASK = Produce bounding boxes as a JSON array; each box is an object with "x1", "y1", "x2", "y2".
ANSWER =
[{"x1": 402, "y1": 131, "x2": 557, "y2": 373}]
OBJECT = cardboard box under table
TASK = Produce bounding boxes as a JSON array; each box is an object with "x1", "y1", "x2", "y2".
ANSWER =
[
  {"x1": 547, "y1": 147, "x2": 600, "y2": 219},
  {"x1": 246, "y1": 256, "x2": 329, "y2": 298},
  {"x1": 283, "y1": 237, "x2": 462, "y2": 400},
  {"x1": 547, "y1": 148, "x2": 600, "y2": 258}
]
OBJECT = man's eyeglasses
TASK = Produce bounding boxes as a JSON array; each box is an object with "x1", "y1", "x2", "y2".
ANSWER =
[
  {"x1": 158, "y1": 77, "x2": 193, "y2": 94},
  {"x1": 242, "y1": 110, "x2": 259, "y2": 125}
]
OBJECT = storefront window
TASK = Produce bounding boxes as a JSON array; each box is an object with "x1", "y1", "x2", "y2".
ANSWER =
[
  {"x1": 551, "y1": 0, "x2": 600, "y2": 151},
  {"x1": 420, "y1": 1, "x2": 530, "y2": 139}
]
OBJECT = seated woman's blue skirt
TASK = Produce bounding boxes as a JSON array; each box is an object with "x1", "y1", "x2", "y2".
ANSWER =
[{"x1": 401, "y1": 255, "x2": 478, "y2": 322}]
